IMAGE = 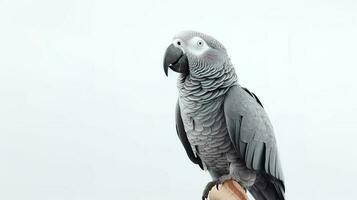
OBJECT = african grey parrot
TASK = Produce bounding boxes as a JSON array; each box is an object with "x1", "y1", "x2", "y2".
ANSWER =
[{"x1": 163, "y1": 31, "x2": 285, "y2": 200}]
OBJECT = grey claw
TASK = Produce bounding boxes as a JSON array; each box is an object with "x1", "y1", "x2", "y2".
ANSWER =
[{"x1": 202, "y1": 180, "x2": 217, "y2": 200}]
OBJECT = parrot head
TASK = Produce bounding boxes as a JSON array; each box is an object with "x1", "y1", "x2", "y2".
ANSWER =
[{"x1": 163, "y1": 31, "x2": 229, "y2": 78}]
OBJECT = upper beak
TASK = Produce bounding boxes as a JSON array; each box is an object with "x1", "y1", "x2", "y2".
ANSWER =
[{"x1": 163, "y1": 44, "x2": 189, "y2": 76}]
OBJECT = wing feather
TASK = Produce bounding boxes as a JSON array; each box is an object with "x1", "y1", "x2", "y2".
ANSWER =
[{"x1": 224, "y1": 85, "x2": 284, "y2": 185}]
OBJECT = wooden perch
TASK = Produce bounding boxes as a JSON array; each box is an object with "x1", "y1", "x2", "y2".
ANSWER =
[{"x1": 208, "y1": 180, "x2": 248, "y2": 200}]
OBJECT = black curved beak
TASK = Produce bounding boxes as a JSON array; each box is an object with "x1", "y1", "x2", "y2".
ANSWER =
[{"x1": 163, "y1": 44, "x2": 189, "y2": 76}]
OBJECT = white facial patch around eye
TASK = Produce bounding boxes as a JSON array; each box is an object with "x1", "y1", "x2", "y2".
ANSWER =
[
  {"x1": 186, "y1": 37, "x2": 210, "y2": 56},
  {"x1": 172, "y1": 38, "x2": 186, "y2": 54}
]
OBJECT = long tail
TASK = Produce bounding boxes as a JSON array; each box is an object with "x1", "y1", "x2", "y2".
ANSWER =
[{"x1": 248, "y1": 173, "x2": 285, "y2": 200}]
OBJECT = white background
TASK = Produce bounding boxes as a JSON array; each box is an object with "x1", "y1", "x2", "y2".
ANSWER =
[{"x1": 0, "y1": 0, "x2": 356, "y2": 199}]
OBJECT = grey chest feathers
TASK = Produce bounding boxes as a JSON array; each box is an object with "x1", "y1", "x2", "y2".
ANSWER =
[{"x1": 179, "y1": 96, "x2": 236, "y2": 172}]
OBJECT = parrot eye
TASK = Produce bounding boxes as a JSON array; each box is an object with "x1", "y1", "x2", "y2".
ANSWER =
[
  {"x1": 173, "y1": 39, "x2": 184, "y2": 47},
  {"x1": 197, "y1": 40, "x2": 204, "y2": 47}
]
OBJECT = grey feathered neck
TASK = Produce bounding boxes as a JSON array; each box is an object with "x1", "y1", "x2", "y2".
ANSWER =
[{"x1": 177, "y1": 62, "x2": 238, "y2": 105}]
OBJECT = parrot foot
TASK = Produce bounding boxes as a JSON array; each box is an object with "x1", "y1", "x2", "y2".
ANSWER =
[
  {"x1": 215, "y1": 174, "x2": 233, "y2": 189},
  {"x1": 202, "y1": 175, "x2": 246, "y2": 199},
  {"x1": 202, "y1": 180, "x2": 218, "y2": 200},
  {"x1": 201, "y1": 176, "x2": 233, "y2": 200},
  {"x1": 217, "y1": 174, "x2": 247, "y2": 192}
]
